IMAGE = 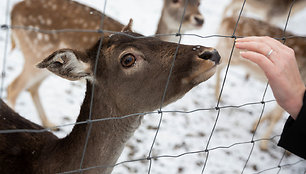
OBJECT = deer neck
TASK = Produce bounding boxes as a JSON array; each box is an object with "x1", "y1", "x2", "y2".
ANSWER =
[
  {"x1": 46, "y1": 82, "x2": 143, "y2": 173},
  {"x1": 156, "y1": 9, "x2": 185, "y2": 42}
]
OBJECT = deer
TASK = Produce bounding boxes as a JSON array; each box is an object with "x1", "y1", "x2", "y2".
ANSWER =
[
  {"x1": 223, "y1": 0, "x2": 306, "y2": 25},
  {"x1": 215, "y1": 16, "x2": 306, "y2": 151},
  {"x1": 7, "y1": 0, "x2": 204, "y2": 129},
  {"x1": 0, "y1": 19, "x2": 221, "y2": 173},
  {"x1": 156, "y1": 0, "x2": 204, "y2": 42},
  {"x1": 7, "y1": 0, "x2": 125, "y2": 129}
]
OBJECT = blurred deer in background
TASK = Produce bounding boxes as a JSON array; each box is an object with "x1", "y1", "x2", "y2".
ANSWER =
[
  {"x1": 224, "y1": 0, "x2": 306, "y2": 25},
  {"x1": 156, "y1": 0, "x2": 204, "y2": 42},
  {"x1": 8, "y1": 0, "x2": 124, "y2": 129},
  {"x1": 0, "y1": 20, "x2": 220, "y2": 174},
  {"x1": 7, "y1": 0, "x2": 205, "y2": 129}
]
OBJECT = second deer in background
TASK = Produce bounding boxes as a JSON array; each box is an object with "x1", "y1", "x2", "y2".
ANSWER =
[
  {"x1": 156, "y1": 0, "x2": 204, "y2": 42},
  {"x1": 7, "y1": 0, "x2": 204, "y2": 129},
  {"x1": 224, "y1": 0, "x2": 306, "y2": 25}
]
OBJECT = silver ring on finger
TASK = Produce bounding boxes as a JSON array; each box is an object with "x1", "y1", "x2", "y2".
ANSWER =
[{"x1": 266, "y1": 49, "x2": 273, "y2": 58}]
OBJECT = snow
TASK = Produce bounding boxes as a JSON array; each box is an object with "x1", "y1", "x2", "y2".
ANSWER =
[{"x1": 1, "y1": 0, "x2": 306, "y2": 173}]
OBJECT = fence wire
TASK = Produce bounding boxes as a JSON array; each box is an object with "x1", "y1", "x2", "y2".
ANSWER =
[{"x1": 0, "y1": 0, "x2": 306, "y2": 173}]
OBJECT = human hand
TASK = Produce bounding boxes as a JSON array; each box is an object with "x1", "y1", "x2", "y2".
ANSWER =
[{"x1": 235, "y1": 36, "x2": 305, "y2": 119}]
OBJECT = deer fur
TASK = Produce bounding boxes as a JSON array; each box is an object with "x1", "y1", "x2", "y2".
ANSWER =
[
  {"x1": 7, "y1": 0, "x2": 204, "y2": 129},
  {"x1": 0, "y1": 21, "x2": 221, "y2": 173},
  {"x1": 156, "y1": 0, "x2": 204, "y2": 42},
  {"x1": 224, "y1": 0, "x2": 306, "y2": 24},
  {"x1": 215, "y1": 16, "x2": 306, "y2": 151},
  {"x1": 7, "y1": 0, "x2": 125, "y2": 129}
]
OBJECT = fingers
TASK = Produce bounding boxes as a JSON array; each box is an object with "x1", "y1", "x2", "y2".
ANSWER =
[
  {"x1": 236, "y1": 36, "x2": 284, "y2": 48},
  {"x1": 236, "y1": 36, "x2": 287, "y2": 55},
  {"x1": 235, "y1": 36, "x2": 305, "y2": 118},
  {"x1": 239, "y1": 51, "x2": 274, "y2": 76},
  {"x1": 235, "y1": 36, "x2": 291, "y2": 65},
  {"x1": 235, "y1": 36, "x2": 277, "y2": 76},
  {"x1": 235, "y1": 41, "x2": 273, "y2": 60}
]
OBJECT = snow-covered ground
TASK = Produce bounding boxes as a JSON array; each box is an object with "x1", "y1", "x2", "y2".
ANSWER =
[{"x1": 1, "y1": 0, "x2": 306, "y2": 173}]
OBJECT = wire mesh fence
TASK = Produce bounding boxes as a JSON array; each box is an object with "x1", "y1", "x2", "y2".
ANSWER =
[{"x1": 0, "y1": 0, "x2": 306, "y2": 173}]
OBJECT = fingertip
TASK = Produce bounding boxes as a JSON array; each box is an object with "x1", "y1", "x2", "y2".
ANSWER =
[
  {"x1": 235, "y1": 42, "x2": 245, "y2": 49},
  {"x1": 235, "y1": 42, "x2": 241, "y2": 48},
  {"x1": 239, "y1": 51, "x2": 248, "y2": 59},
  {"x1": 235, "y1": 38, "x2": 246, "y2": 42},
  {"x1": 239, "y1": 50, "x2": 245, "y2": 54}
]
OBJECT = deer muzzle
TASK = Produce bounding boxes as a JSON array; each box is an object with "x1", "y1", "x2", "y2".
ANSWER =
[{"x1": 198, "y1": 49, "x2": 221, "y2": 64}]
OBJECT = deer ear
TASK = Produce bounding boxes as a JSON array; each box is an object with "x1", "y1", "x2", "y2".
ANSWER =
[
  {"x1": 37, "y1": 49, "x2": 93, "y2": 81},
  {"x1": 121, "y1": 18, "x2": 133, "y2": 32}
]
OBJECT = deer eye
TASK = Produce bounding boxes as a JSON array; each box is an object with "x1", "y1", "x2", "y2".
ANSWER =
[
  {"x1": 121, "y1": 54, "x2": 136, "y2": 68},
  {"x1": 172, "y1": 0, "x2": 179, "y2": 3}
]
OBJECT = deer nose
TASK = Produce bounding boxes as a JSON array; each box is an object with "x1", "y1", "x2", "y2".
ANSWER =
[
  {"x1": 199, "y1": 49, "x2": 221, "y2": 64},
  {"x1": 194, "y1": 15, "x2": 204, "y2": 26}
]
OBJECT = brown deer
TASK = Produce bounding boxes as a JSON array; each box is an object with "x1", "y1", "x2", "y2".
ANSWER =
[
  {"x1": 156, "y1": 0, "x2": 204, "y2": 42},
  {"x1": 224, "y1": 0, "x2": 306, "y2": 24},
  {"x1": 7, "y1": 0, "x2": 124, "y2": 129},
  {"x1": 215, "y1": 16, "x2": 306, "y2": 151},
  {"x1": 7, "y1": 0, "x2": 204, "y2": 129},
  {"x1": 0, "y1": 20, "x2": 221, "y2": 173}
]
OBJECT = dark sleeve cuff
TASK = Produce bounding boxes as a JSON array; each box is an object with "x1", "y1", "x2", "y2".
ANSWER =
[
  {"x1": 278, "y1": 90, "x2": 306, "y2": 159},
  {"x1": 294, "y1": 90, "x2": 306, "y2": 136}
]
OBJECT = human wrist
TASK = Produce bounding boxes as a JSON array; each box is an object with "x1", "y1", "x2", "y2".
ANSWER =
[{"x1": 288, "y1": 88, "x2": 306, "y2": 119}]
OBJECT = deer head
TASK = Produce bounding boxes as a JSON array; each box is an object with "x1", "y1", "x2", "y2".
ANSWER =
[
  {"x1": 163, "y1": 0, "x2": 204, "y2": 31},
  {"x1": 0, "y1": 21, "x2": 220, "y2": 174},
  {"x1": 37, "y1": 20, "x2": 219, "y2": 115}
]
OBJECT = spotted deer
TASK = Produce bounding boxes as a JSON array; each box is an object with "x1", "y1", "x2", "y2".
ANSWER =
[
  {"x1": 156, "y1": 0, "x2": 204, "y2": 42},
  {"x1": 224, "y1": 0, "x2": 306, "y2": 24},
  {"x1": 7, "y1": 0, "x2": 204, "y2": 129},
  {"x1": 0, "y1": 19, "x2": 220, "y2": 174},
  {"x1": 215, "y1": 16, "x2": 306, "y2": 151}
]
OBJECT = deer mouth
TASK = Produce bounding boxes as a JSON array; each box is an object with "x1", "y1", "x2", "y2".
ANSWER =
[
  {"x1": 181, "y1": 49, "x2": 221, "y2": 85},
  {"x1": 182, "y1": 63, "x2": 217, "y2": 85}
]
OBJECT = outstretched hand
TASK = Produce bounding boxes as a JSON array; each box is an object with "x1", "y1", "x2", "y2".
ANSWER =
[{"x1": 235, "y1": 36, "x2": 305, "y2": 119}]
